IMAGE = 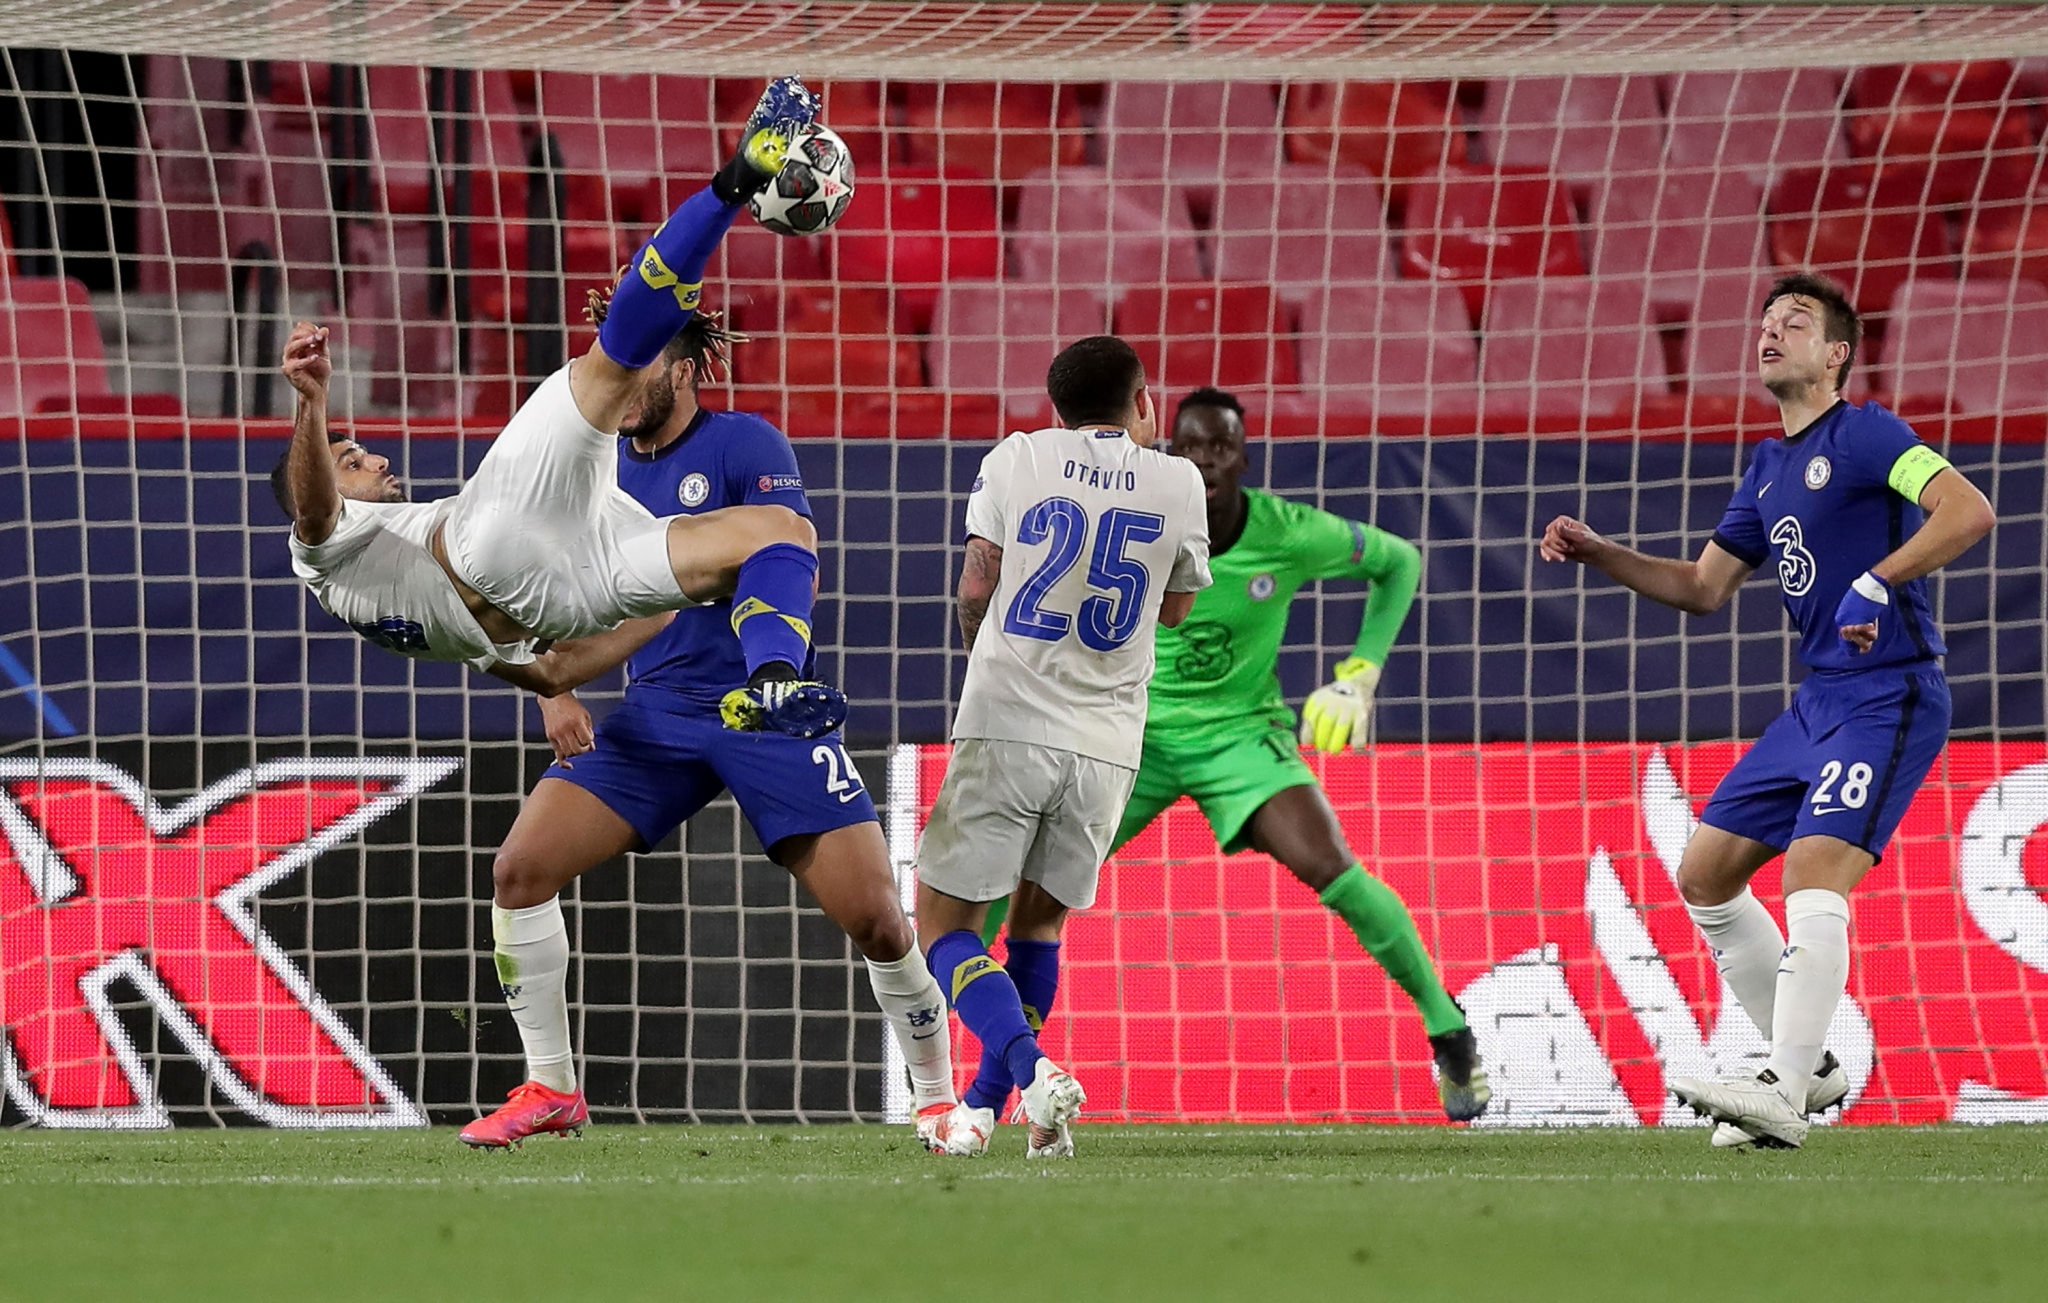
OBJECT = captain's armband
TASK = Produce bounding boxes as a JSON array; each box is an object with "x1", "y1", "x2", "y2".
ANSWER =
[{"x1": 1886, "y1": 444, "x2": 1951, "y2": 502}]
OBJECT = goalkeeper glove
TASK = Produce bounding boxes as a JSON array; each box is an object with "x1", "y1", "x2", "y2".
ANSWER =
[{"x1": 1299, "y1": 657, "x2": 1381, "y2": 755}]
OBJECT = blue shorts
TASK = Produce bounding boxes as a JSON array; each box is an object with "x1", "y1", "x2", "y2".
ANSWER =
[
  {"x1": 1700, "y1": 662, "x2": 1950, "y2": 860},
  {"x1": 545, "y1": 694, "x2": 877, "y2": 859}
]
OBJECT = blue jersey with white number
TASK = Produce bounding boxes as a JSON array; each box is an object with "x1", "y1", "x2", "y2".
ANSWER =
[
  {"x1": 1710, "y1": 399, "x2": 1947, "y2": 673},
  {"x1": 617, "y1": 408, "x2": 812, "y2": 709}
]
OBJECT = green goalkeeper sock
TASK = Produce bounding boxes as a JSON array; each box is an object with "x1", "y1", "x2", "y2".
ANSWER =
[{"x1": 1319, "y1": 864, "x2": 1466, "y2": 1037}]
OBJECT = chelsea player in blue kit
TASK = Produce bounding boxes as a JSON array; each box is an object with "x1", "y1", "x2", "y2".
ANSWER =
[
  {"x1": 462, "y1": 316, "x2": 970, "y2": 1152},
  {"x1": 1540, "y1": 274, "x2": 1996, "y2": 1148}
]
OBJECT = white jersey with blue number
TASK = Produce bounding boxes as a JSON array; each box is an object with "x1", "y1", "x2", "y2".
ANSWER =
[{"x1": 955, "y1": 426, "x2": 1211, "y2": 769}]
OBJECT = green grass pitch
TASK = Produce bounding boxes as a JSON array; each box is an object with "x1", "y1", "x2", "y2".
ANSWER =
[{"x1": 4, "y1": 1125, "x2": 2044, "y2": 1302}]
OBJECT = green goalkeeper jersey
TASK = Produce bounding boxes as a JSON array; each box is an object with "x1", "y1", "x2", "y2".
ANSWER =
[{"x1": 1148, "y1": 489, "x2": 1420, "y2": 747}]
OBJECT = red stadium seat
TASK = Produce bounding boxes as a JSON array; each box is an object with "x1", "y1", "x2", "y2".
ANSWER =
[
  {"x1": 1281, "y1": 81, "x2": 1466, "y2": 200},
  {"x1": 1963, "y1": 189, "x2": 2048, "y2": 295},
  {"x1": 1844, "y1": 63, "x2": 2036, "y2": 206},
  {"x1": 136, "y1": 56, "x2": 241, "y2": 295},
  {"x1": 1591, "y1": 169, "x2": 1768, "y2": 318},
  {"x1": 535, "y1": 73, "x2": 663, "y2": 243},
  {"x1": 1682, "y1": 273, "x2": 1778, "y2": 396},
  {"x1": 1297, "y1": 282, "x2": 1477, "y2": 416},
  {"x1": 1398, "y1": 165, "x2": 1585, "y2": 323},
  {"x1": 1663, "y1": 68, "x2": 1846, "y2": 175},
  {"x1": 1208, "y1": 167, "x2": 1389, "y2": 309},
  {"x1": 1114, "y1": 284, "x2": 1300, "y2": 393},
  {"x1": 928, "y1": 282, "x2": 1110, "y2": 413},
  {"x1": 1765, "y1": 163, "x2": 1950, "y2": 317},
  {"x1": 1881, "y1": 277, "x2": 2048, "y2": 414},
  {"x1": 1479, "y1": 276, "x2": 1665, "y2": 417},
  {"x1": 1473, "y1": 75, "x2": 1664, "y2": 214},
  {"x1": 1011, "y1": 168, "x2": 1204, "y2": 288},
  {"x1": 732, "y1": 286, "x2": 921, "y2": 431},
  {"x1": 0, "y1": 278, "x2": 110, "y2": 418},
  {"x1": 830, "y1": 169, "x2": 1003, "y2": 330},
  {"x1": 899, "y1": 83, "x2": 1086, "y2": 192},
  {"x1": 1099, "y1": 82, "x2": 1283, "y2": 188}
]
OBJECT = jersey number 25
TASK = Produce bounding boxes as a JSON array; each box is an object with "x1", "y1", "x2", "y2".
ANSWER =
[{"x1": 1001, "y1": 497, "x2": 1163, "y2": 652}]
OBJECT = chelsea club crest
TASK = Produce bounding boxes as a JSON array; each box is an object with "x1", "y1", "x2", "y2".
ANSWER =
[
  {"x1": 1248, "y1": 573, "x2": 1276, "y2": 601},
  {"x1": 1804, "y1": 456, "x2": 1832, "y2": 490},
  {"x1": 679, "y1": 472, "x2": 711, "y2": 507}
]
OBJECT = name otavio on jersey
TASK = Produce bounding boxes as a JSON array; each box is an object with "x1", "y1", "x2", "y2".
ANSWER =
[{"x1": 1063, "y1": 460, "x2": 1139, "y2": 492}]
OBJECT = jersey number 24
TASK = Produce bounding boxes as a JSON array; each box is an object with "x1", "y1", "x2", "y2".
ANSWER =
[{"x1": 1001, "y1": 497, "x2": 1163, "y2": 652}]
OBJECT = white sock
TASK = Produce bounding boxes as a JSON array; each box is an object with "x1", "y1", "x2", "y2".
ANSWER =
[
  {"x1": 1765, "y1": 888, "x2": 1852, "y2": 1109},
  {"x1": 492, "y1": 897, "x2": 576, "y2": 1094},
  {"x1": 865, "y1": 948, "x2": 956, "y2": 1111},
  {"x1": 1685, "y1": 889, "x2": 1784, "y2": 1041}
]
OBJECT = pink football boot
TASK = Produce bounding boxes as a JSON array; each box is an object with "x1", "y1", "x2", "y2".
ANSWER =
[{"x1": 459, "y1": 1081, "x2": 589, "y2": 1149}]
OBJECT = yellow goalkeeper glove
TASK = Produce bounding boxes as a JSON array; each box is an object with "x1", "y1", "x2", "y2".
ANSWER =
[{"x1": 1299, "y1": 657, "x2": 1381, "y2": 755}]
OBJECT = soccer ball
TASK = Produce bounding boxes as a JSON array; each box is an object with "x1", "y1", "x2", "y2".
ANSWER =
[{"x1": 748, "y1": 125, "x2": 856, "y2": 237}]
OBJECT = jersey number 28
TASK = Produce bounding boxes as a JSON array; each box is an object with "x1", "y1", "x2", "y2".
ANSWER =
[{"x1": 1001, "y1": 497, "x2": 1163, "y2": 652}]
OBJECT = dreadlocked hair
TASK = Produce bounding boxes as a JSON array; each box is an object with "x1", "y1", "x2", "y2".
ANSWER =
[{"x1": 584, "y1": 268, "x2": 748, "y2": 384}]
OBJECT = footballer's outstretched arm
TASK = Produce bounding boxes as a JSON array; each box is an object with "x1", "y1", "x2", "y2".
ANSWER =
[
  {"x1": 1539, "y1": 516, "x2": 1752, "y2": 616},
  {"x1": 957, "y1": 535, "x2": 1003, "y2": 650},
  {"x1": 484, "y1": 613, "x2": 676, "y2": 698},
  {"x1": 281, "y1": 322, "x2": 341, "y2": 546}
]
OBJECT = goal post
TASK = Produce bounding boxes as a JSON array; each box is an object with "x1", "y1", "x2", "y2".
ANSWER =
[{"x1": 0, "y1": 2, "x2": 2044, "y2": 1129}]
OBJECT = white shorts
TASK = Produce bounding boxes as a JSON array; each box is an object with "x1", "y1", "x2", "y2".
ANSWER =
[
  {"x1": 442, "y1": 366, "x2": 688, "y2": 641},
  {"x1": 916, "y1": 738, "x2": 1137, "y2": 911}
]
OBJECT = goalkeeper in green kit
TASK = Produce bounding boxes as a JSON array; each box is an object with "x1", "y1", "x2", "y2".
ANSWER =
[{"x1": 979, "y1": 388, "x2": 1489, "y2": 1124}]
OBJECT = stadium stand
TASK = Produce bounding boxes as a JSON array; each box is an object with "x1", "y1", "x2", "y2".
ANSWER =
[{"x1": 17, "y1": 59, "x2": 2048, "y2": 425}]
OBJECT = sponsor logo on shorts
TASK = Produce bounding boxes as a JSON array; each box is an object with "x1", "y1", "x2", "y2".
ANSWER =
[
  {"x1": 679, "y1": 473, "x2": 711, "y2": 507},
  {"x1": 970, "y1": 476, "x2": 985, "y2": 493},
  {"x1": 758, "y1": 473, "x2": 804, "y2": 494},
  {"x1": 1805, "y1": 456, "x2": 1832, "y2": 490},
  {"x1": 1248, "y1": 573, "x2": 1276, "y2": 601}
]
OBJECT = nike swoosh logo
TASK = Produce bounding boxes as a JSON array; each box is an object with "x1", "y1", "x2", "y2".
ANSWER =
[
  {"x1": 532, "y1": 1107, "x2": 562, "y2": 1124},
  {"x1": 910, "y1": 1030, "x2": 939, "y2": 1041},
  {"x1": 838, "y1": 789, "x2": 862, "y2": 804},
  {"x1": 1810, "y1": 806, "x2": 1851, "y2": 816},
  {"x1": 1759, "y1": 481, "x2": 1773, "y2": 497}
]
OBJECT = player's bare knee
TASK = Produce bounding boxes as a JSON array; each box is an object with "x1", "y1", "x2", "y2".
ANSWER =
[
  {"x1": 753, "y1": 504, "x2": 816, "y2": 554},
  {"x1": 491, "y1": 844, "x2": 557, "y2": 910},
  {"x1": 847, "y1": 908, "x2": 916, "y2": 963},
  {"x1": 1284, "y1": 850, "x2": 1352, "y2": 894},
  {"x1": 1677, "y1": 855, "x2": 1746, "y2": 908}
]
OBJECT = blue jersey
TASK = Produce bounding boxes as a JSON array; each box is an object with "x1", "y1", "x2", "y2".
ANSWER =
[
  {"x1": 618, "y1": 408, "x2": 812, "y2": 708},
  {"x1": 1711, "y1": 399, "x2": 1950, "y2": 673}
]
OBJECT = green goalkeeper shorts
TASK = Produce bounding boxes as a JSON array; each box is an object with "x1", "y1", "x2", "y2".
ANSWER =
[{"x1": 1114, "y1": 722, "x2": 1320, "y2": 856}]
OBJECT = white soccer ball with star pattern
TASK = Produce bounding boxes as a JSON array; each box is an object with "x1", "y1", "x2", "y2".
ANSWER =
[{"x1": 749, "y1": 124, "x2": 856, "y2": 236}]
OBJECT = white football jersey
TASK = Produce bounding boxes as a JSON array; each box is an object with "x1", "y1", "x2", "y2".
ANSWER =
[
  {"x1": 289, "y1": 498, "x2": 537, "y2": 671},
  {"x1": 954, "y1": 426, "x2": 1211, "y2": 769}
]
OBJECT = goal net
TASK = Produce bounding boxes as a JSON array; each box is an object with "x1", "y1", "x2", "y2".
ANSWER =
[{"x1": 1, "y1": 2, "x2": 2045, "y2": 1129}]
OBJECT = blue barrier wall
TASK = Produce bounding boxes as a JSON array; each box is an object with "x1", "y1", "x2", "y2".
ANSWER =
[{"x1": 2, "y1": 434, "x2": 2037, "y2": 745}]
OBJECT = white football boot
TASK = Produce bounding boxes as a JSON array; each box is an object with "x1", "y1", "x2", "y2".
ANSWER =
[
  {"x1": 1671, "y1": 1071, "x2": 1810, "y2": 1149},
  {"x1": 1711, "y1": 1051, "x2": 1849, "y2": 1149},
  {"x1": 1018, "y1": 1058, "x2": 1085, "y2": 1159},
  {"x1": 1009, "y1": 1097, "x2": 1075, "y2": 1159},
  {"x1": 916, "y1": 1101, "x2": 995, "y2": 1157}
]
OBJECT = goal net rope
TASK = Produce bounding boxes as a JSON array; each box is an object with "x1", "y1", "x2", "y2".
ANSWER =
[{"x1": 0, "y1": 2, "x2": 2043, "y2": 1129}]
